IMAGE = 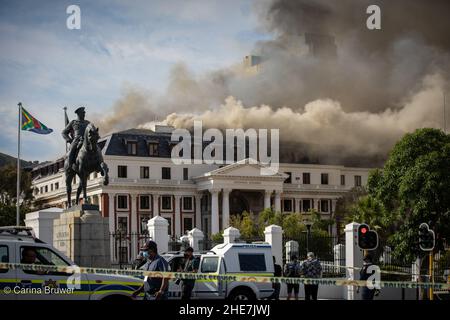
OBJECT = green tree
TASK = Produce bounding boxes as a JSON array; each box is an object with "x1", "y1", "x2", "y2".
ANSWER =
[
  {"x1": 349, "y1": 128, "x2": 450, "y2": 262},
  {"x1": 0, "y1": 164, "x2": 34, "y2": 225}
]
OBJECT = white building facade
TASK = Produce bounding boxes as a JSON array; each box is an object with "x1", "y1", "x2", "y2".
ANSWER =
[{"x1": 31, "y1": 126, "x2": 371, "y2": 262}]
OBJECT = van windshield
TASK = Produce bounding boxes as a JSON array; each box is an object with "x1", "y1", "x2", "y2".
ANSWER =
[{"x1": 200, "y1": 256, "x2": 219, "y2": 273}]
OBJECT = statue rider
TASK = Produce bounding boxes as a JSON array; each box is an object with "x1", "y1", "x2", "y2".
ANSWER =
[{"x1": 62, "y1": 107, "x2": 90, "y2": 171}]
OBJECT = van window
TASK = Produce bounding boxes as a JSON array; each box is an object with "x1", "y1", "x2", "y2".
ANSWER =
[
  {"x1": 238, "y1": 253, "x2": 267, "y2": 272},
  {"x1": 201, "y1": 257, "x2": 219, "y2": 273},
  {"x1": 0, "y1": 245, "x2": 8, "y2": 273},
  {"x1": 20, "y1": 246, "x2": 70, "y2": 266}
]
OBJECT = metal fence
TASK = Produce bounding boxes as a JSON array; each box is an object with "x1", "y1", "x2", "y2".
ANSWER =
[
  {"x1": 110, "y1": 231, "x2": 152, "y2": 269},
  {"x1": 283, "y1": 233, "x2": 345, "y2": 278}
]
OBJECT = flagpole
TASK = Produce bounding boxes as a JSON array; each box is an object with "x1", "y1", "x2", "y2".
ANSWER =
[
  {"x1": 64, "y1": 106, "x2": 68, "y2": 152},
  {"x1": 17, "y1": 102, "x2": 22, "y2": 226}
]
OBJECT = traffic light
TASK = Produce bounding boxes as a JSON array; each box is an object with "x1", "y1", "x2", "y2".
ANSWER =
[
  {"x1": 418, "y1": 223, "x2": 435, "y2": 251},
  {"x1": 357, "y1": 224, "x2": 378, "y2": 250}
]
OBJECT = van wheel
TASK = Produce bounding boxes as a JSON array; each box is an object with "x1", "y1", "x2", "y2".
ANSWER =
[{"x1": 228, "y1": 288, "x2": 256, "y2": 301}]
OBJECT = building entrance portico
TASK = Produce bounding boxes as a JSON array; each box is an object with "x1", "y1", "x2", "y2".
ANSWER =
[{"x1": 193, "y1": 159, "x2": 287, "y2": 236}]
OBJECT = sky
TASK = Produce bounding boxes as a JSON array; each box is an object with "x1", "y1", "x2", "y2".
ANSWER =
[{"x1": 0, "y1": 0, "x2": 268, "y2": 161}]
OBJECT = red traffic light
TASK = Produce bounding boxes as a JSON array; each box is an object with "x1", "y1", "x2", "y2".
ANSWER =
[{"x1": 361, "y1": 227, "x2": 367, "y2": 234}]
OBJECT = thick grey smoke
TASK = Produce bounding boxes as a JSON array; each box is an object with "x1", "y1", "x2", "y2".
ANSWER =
[{"x1": 99, "y1": 0, "x2": 450, "y2": 165}]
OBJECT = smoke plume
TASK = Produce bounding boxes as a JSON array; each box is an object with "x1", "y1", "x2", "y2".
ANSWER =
[{"x1": 99, "y1": 0, "x2": 450, "y2": 165}]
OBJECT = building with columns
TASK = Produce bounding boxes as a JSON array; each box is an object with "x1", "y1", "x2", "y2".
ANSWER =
[{"x1": 31, "y1": 125, "x2": 372, "y2": 262}]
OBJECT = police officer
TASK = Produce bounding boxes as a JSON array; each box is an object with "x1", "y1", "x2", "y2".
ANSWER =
[
  {"x1": 61, "y1": 107, "x2": 90, "y2": 171},
  {"x1": 132, "y1": 240, "x2": 169, "y2": 300},
  {"x1": 180, "y1": 247, "x2": 199, "y2": 300}
]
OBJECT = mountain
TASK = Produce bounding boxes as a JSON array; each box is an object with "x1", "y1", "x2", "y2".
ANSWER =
[{"x1": 0, "y1": 152, "x2": 37, "y2": 169}]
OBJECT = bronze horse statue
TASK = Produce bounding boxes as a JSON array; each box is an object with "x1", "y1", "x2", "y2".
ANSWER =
[{"x1": 64, "y1": 123, "x2": 109, "y2": 207}]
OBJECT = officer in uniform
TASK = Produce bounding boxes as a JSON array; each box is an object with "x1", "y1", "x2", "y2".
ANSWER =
[{"x1": 61, "y1": 107, "x2": 90, "y2": 171}]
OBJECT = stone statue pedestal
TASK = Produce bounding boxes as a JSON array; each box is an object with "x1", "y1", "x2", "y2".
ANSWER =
[{"x1": 53, "y1": 204, "x2": 110, "y2": 268}]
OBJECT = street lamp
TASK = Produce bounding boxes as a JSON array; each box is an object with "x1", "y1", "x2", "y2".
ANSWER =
[{"x1": 304, "y1": 220, "x2": 313, "y2": 253}]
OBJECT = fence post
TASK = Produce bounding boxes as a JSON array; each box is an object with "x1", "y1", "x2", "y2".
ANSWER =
[
  {"x1": 223, "y1": 227, "x2": 240, "y2": 244},
  {"x1": 147, "y1": 216, "x2": 169, "y2": 254},
  {"x1": 345, "y1": 222, "x2": 363, "y2": 300},
  {"x1": 187, "y1": 228, "x2": 204, "y2": 251},
  {"x1": 264, "y1": 224, "x2": 283, "y2": 266},
  {"x1": 334, "y1": 243, "x2": 345, "y2": 274},
  {"x1": 285, "y1": 240, "x2": 299, "y2": 263}
]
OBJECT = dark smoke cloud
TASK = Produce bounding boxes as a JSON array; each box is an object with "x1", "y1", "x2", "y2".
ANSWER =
[{"x1": 100, "y1": 0, "x2": 450, "y2": 165}]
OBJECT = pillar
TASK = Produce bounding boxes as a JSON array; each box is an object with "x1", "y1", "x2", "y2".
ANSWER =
[
  {"x1": 130, "y1": 194, "x2": 138, "y2": 258},
  {"x1": 174, "y1": 195, "x2": 181, "y2": 237},
  {"x1": 264, "y1": 190, "x2": 272, "y2": 209},
  {"x1": 264, "y1": 224, "x2": 283, "y2": 266},
  {"x1": 210, "y1": 189, "x2": 220, "y2": 235},
  {"x1": 195, "y1": 194, "x2": 202, "y2": 230},
  {"x1": 345, "y1": 222, "x2": 363, "y2": 300},
  {"x1": 274, "y1": 192, "x2": 281, "y2": 213},
  {"x1": 153, "y1": 194, "x2": 159, "y2": 216},
  {"x1": 223, "y1": 226, "x2": 240, "y2": 244},
  {"x1": 285, "y1": 240, "x2": 299, "y2": 263},
  {"x1": 147, "y1": 216, "x2": 169, "y2": 254},
  {"x1": 222, "y1": 189, "x2": 231, "y2": 229},
  {"x1": 188, "y1": 228, "x2": 204, "y2": 251},
  {"x1": 108, "y1": 193, "x2": 115, "y2": 262}
]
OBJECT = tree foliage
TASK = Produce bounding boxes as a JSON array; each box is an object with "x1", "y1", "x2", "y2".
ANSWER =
[
  {"x1": 348, "y1": 128, "x2": 450, "y2": 262},
  {"x1": 0, "y1": 164, "x2": 34, "y2": 226}
]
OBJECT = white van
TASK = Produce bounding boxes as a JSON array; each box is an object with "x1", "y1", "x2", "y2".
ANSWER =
[
  {"x1": 162, "y1": 242, "x2": 275, "y2": 300},
  {"x1": 0, "y1": 226, "x2": 142, "y2": 300}
]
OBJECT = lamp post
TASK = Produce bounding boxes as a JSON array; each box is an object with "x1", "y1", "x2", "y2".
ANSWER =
[{"x1": 305, "y1": 221, "x2": 313, "y2": 253}]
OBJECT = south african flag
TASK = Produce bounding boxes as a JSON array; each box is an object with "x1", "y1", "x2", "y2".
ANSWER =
[{"x1": 21, "y1": 107, "x2": 53, "y2": 134}]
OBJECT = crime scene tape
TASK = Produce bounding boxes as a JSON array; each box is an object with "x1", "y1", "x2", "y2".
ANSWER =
[
  {"x1": 320, "y1": 262, "x2": 419, "y2": 277},
  {"x1": 1, "y1": 262, "x2": 449, "y2": 290}
]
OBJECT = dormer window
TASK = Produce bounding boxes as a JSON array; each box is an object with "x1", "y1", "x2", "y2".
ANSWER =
[
  {"x1": 148, "y1": 142, "x2": 159, "y2": 156},
  {"x1": 127, "y1": 141, "x2": 137, "y2": 155}
]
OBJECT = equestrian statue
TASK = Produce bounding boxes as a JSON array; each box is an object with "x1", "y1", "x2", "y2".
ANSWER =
[{"x1": 62, "y1": 107, "x2": 109, "y2": 207}]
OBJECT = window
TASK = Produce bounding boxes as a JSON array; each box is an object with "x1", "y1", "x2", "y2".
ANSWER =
[
  {"x1": 40, "y1": 187, "x2": 43, "y2": 194},
  {"x1": 183, "y1": 217, "x2": 193, "y2": 233},
  {"x1": 45, "y1": 185, "x2": 48, "y2": 193},
  {"x1": 117, "y1": 195, "x2": 128, "y2": 210},
  {"x1": 355, "y1": 175, "x2": 362, "y2": 187},
  {"x1": 282, "y1": 199, "x2": 293, "y2": 212},
  {"x1": 238, "y1": 253, "x2": 267, "y2": 272},
  {"x1": 0, "y1": 245, "x2": 8, "y2": 273},
  {"x1": 20, "y1": 246, "x2": 70, "y2": 275},
  {"x1": 183, "y1": 168, "x2": 189, "y2": 181},
  {"x1": 55, "y1": 182, "x2": 59, "y2": 190},
  {"x1": 166, "y1": 217, "x2": 172, "y2": 235},
  {"x1": 118, "y1": 165, "x2": 127, "y2": 178},
  {"x1": 302, "y1": 172, "x2": 310, "y2": 184},
  {"x1": 139, "y1": 195, "x2": 150, "y2": 210},
  {"x1": 201, "y1": 256, "x2": 219, "y2": 273},
  {"x1": 140, "y1": 166, "x2": 149, "y2": 179},
  {"x1": 140, "y1": 215, "x2": 150, "y2": 234},
  {"x1": 162, "y1": 167, "x2": 171, "y2": 180},
  {"x1": 148, "y1": 143, "x2": 159, "y2": 156},
  {"x1": 127, "y1": 141, "x2": 137, "y2": 155},
  {"x1": 340, "y1": 175, "x2": 346, "y2": 186},
  {"x1": 302, "y1": 199, "x2": 311, "y2": 212},
  {"x1": 284, "y1": 172, "x2": 292, "y2": 184},
  {"x1": 320, "y1": 200, "x2": 329, "y2": 212},
  {"x1": 51, "y1": 184, "x2": 54, "y2": 191},
  {"x1": 161, "y1": 195, "x2": 172, "y2": 211},
  {"x1": 321, "y1": 173, "x2": 329, "y2": 185},
  {"x1": 118, "y1": 217, "x2": 128, "y2": 232},
  {"x1": 183, "y1": 197, "x2": 193, "y2": 211}
]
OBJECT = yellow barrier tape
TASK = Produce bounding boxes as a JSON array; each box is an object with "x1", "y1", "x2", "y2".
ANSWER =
[{"x1": 1, "y1": 262, "x2": 449, "y2": 290}]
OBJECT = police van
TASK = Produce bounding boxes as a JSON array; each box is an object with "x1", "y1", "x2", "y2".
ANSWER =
[
  {"x1": 0, "y1": 226, "x2": 142, "y2": 300},
  {"x1": 162, "y1": 242, "x2": 275, "y2": 300}
]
